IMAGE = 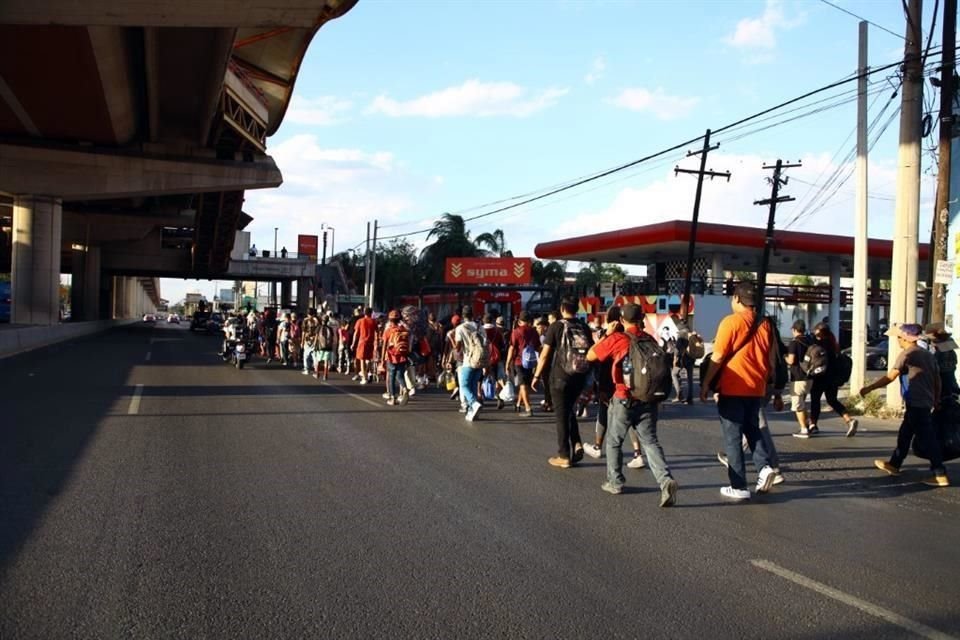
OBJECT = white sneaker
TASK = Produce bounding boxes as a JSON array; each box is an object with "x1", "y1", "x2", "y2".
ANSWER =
[
  {"x1": 583, "y1": 444, "x2": 603, "y2": 459},
  {"x1": 398, "y1": 388, "x2": 410, "y2": 406},
  {"x1": 846, "y1": 418, "x2": 859, "y2": 437},
  {"x1": 773, "y1": 470, "x2": 785, "y2": 485},
  {"x1": 756, "y1": 465, "x2": 776, "y2": 494},
  {"x1": 407, "y1": 387, "x2": 416, "y2": 397},
  {"x1": 352, "y1": 375, "x2": 361, "y2": 381},
  {"x1": 359, "y1": 379, "x2": 368, "y2": 385},
  {"x1": 458, "y1": 405, "x2": 468, "y2": 413},
  {"x1": 382, "y1": 392, "x2": 391, "y2": 399},
  {"x1": 465, "y1": 401, "x2": 482, "y2": 422},
  {"x1": 302, "y1": 370, "x2": 310, "y2": 376},
  {"x1": 627, "y1": 454, "x2": 646, "y2": 469},
  {"x1": 721, "y1": 486, "x2": 751, "y2": 501}
]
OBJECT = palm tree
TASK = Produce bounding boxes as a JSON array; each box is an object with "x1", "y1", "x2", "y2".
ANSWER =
[
  {"x1": 418, "y1": 213, "x2": 483, "y2": 284},
  {"x1": 475, "y1": 229, "x2": 511, "y2": 257},
  {"x1": 532, "y1": 260, "x2": 567, "y2": 286},
  {"x1": 576, "y1": 261, "x2": 627, "y2": 295}
]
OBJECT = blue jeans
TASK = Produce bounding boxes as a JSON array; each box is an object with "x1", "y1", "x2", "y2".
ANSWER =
[
  {"x1": 718, "y1": 395, "x2": 773, "y2": 490},
  {"x1": 606, "y1": 398, "x2": 672, "y2": 488},
  {"x1": 757, "y1": 401, "x2": 781, "y2": 470},
  {"x1": 387, "y1": 361, "x2": 407, "y2": 398},
  {"x1": 459, "y1": 365, "x2": 482, "y2": 408}
]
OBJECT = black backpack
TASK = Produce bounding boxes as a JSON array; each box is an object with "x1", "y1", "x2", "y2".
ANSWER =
[
  {"x1": 622, "y1": 334, "x2": 672, "y2": 403},
  {"x1": 800, "y1": 343, "x2": 830, "y2": 378},
  {"x1": 832, "y1": 352, "x2": 853, "y2": 386},
  {"x1": 556, "y1": 319, "x2": 591, "y2": 376}
]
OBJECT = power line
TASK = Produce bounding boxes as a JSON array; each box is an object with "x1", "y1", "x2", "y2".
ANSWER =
[
  {"x1": 375, "y1": 46, "x2": 953, "y2": 243},
  {"x1": 819, "y1": 0, "x2": 906, "y2": 41}
]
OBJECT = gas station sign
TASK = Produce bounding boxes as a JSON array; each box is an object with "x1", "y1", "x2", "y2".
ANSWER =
[{"x1": 444, "y1": 257, "x2": 532, "y2": 284}]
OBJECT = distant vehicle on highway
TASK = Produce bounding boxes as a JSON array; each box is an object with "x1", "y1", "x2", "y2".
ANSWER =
[
  {"x1": 142, "y1": 313, "x2": 156, "y2": 323},
  {"x1": 190, "y1": 310, "x2": 210, "y2": 331},
  {"x1": 207, "y1": 312, "x2": 224, "y2": 334},
  {"x1": 167, "y1": 314, "x2": 180, "y2": 324},
  {"x1": 841, "y1": 338, "x2": 889, "y2": 371}
]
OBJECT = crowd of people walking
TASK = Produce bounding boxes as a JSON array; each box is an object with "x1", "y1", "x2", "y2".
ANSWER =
[{"x1": 221, "y1": 279, "x2": 953, "y2": 507}]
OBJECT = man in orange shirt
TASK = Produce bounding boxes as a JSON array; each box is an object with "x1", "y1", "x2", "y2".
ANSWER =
[
  {"x1": 701, "y1": 281, "x2": 778, "y2": 501},
  {"x1": 351, "y1": 307, "x2": 378, "y2": 385}
]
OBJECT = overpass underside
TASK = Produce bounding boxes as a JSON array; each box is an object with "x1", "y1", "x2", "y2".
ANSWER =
[{"x1": 0, "y1": 0, "x2": 358, "y2": 324}]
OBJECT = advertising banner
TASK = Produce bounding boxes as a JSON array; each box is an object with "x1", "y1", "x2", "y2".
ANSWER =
[
  {"x1": 298, "y1": 234, "x2": 319, "y2": 262},
  {"x1": 444, "y1": 257, "x2": 532, "y2": 285}
]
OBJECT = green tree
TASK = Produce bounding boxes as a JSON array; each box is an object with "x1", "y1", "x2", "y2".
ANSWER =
[
  {"x1": 576, "y1": 262, "x2": 627, "y2": 293},
  {"x1": 418, "y1": 213, "x2": 483, "y2": 284},
  {"x1": 532, "y1": 260, "x2": 567, "y2": 286},
  {"x1": 375, "y1": 239, "x2": 422, "y2": 308},
  {"x1": 474, "y1": 229, "x2": 511, "y2": 257}
]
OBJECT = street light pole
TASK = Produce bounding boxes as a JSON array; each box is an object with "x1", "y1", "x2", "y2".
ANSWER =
[{"x1": 273, "y1": 227, "x2": 279, "y2": 307}]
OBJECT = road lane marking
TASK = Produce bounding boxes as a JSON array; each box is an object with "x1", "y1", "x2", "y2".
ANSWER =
[
  {"x1": 128, "y1": 384, "x2": 144, "y2": 415},
  {"x1": 145, "y1": 351, "x2": 152, "y2": 361},
  {"x1": 750, "y1": 559, "x2": 958, "y2": 640},
  {"x1": 322, "y1": 381, "x2": 383, "y2": 408}
]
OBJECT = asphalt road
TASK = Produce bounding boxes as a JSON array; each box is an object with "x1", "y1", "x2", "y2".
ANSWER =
[{"x1": 1, "y1": 324, "x2": 958, "y2": 639}]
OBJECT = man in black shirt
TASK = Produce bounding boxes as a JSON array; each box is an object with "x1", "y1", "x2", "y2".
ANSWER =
[
  {"x1": 532, "y1": 297, "x2": 593, "y2": 468},
  {"x1": 785, "y1": 320, "x2": 813, "y2": 437}
]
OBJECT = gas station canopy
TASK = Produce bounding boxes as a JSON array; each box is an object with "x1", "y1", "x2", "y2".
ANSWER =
[{"x1": 534, "y1": 220, "x2": 930, "y2": 280}]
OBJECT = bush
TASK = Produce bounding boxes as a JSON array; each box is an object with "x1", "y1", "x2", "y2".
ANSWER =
[{"x1": 848, "y1": 392, "x2": 903, "y2": 419}]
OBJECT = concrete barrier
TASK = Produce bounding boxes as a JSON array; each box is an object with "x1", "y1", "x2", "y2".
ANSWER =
[{"x1": 0, "y1": 319, "x2": 138, "y2": 359}]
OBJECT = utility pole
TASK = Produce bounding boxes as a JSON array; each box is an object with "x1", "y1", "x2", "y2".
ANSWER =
[
  {"x1": 368, "y1": 220, "x2": 379, "y2": 309},
  {"x1": 927, "y1": 0, "x2": 957, "y2": 324},
  {"x1": 363, "y1": 222, "x2": 371, "y2": 305},
  {"x1": 852, "y1": 21, "x2": 870, "y2": 397},
  {"x1": 889, "y1": 0, "x2": 924, "y2": 408},
  {"x1": 753, "y1": 159, "x2": 802, "y2": 315},
  {"x1": 674, "y1": 129, "x2": 731, "y2": 324}
]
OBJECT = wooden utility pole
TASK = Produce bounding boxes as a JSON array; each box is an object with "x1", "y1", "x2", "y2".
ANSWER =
[
  {"x1": 754, "y1": 160, "x2": 801, "y2": 314},
  {"x1": 888, "y1": 0, "x2": 924, "y2": 408},
  {"x1": 927, "y1": 0, "x2": 957, "y2": 324},
  {"x1": 852, "y1": 21, "x2": 870, "y2": 396},
  {"x1": 675, "y1": 129, "x2": 731, "y2": 324}
]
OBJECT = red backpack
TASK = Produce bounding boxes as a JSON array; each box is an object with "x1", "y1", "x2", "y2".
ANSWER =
[
  {"x1": 389, "y1": 325, "x2": 411, "y2": 359},
  {"x1": 485, "y1": 327, "x2": 502, "y2": 365}
]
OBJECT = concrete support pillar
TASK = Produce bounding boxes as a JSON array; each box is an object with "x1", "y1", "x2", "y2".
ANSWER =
[
  {"x1": 297, "y1": 277, "x2": 313, "y2": 312},
  {"x1": 11, "y1": 195, "x2": 62, "y2": 325},
  {"x1": 828, "y1": 258, "x2": 842, "y2": 334},
  {"x1": 711, "y1": 254, "x2": 724, "y2": 294},
  {"x1": 869, "y1": 277, "x2": 881, "y2": 331},
  {"x1": 70, "y1": 247, "x2": 85, "y2": 321},
  {"x1": 82, "y1": 247, "x2": 101, "y2": 321},
  {"x1": 281, "y1": 281, "x2": 292, "y2": 309}
]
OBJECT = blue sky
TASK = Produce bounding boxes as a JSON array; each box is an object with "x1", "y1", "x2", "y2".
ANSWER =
[{"x1": 164, "y1": 0, "x2": 945, "y2": 302}]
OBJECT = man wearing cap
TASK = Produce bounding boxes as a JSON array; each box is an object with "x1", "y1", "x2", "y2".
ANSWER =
[
  {"x1": 586, "y1": 303, "x2": 678, "y2": 507},
  {"x1": 700, "y1": 281, "x2": 779, "y2": 501},
  {"x1": 860, "y1": 324, "x2": 950, "y2": 487}
]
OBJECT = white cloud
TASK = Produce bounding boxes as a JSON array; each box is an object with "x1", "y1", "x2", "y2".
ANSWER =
[
  {"x1": 609, "y1": 87, "x2": 700, "y2": 120},
  {"x1": 285, "y1": 95, "x2": 353, "y2": 126},
  {"x1": 584, "y1": 55, "x2": 606, "y2": 85},
  {"x1": 724, "y1": 0, "x2": 803, "y2": 52},
  {"x1": 240, "y1": 135, "x2": 437, "y2": 257},
  {"x1": 367, "y1": 79, "x2": 569, "y2": 118},
  {"x1": 549, "y1": 151, "x2": 932, "y2": 245}
]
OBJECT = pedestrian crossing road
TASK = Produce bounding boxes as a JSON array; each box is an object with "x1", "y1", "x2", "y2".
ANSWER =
[{"x1": 1, "y1": 325, "x2": 958, "y2": 639}]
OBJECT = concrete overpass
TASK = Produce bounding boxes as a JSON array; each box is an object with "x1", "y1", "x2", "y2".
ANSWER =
[{"x1": 0, "y1": 0, "x2": 359, "y2": 326}]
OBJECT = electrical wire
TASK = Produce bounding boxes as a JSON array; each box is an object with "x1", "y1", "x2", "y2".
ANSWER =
[
  {"x1": 818, "y1": 0, "x2": 906, "y2": 41},
  {"x1": 374, "y1": 46, "x2": 953, "y2": 244}
]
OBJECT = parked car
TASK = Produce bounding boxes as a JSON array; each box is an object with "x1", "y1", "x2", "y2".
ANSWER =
[
  {"x1": 842, "y1": 338, "x2": 889, "y2": 371},
  {"x1": 142, "y1": 314, "x2": 156, "y2": 323}
]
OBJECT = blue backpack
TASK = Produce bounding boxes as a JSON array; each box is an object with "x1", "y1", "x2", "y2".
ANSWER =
[{"x1": 521, "y1": 344, "x2": 539, "y2": 369}]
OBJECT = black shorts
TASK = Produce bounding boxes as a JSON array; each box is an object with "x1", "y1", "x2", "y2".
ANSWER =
[{"x1": 516, "y1": 366, "x2": 534, "y2": 387}]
